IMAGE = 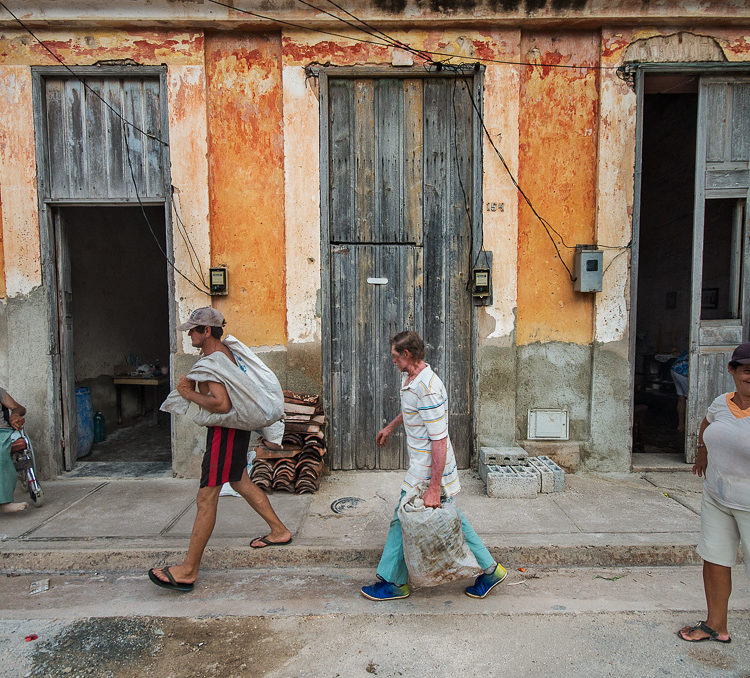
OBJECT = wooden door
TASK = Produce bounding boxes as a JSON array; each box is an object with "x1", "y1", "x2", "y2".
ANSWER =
[
  {"x1": 54, "y1": 210, "x2": 78, "y2": 469},
  {"x1": 324, "y1": 75, "x2": 475, "y2": 469},
  {"x1": 687, "y1": 77, "x2": 750, "y2": 462},
  {"x1": 42, "y1": 74, "x2": 166, "y2": 201}
]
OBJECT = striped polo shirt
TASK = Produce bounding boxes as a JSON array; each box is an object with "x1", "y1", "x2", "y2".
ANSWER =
[{"x1": 399, "y1": 364, "x2": 461, "y2": 497}]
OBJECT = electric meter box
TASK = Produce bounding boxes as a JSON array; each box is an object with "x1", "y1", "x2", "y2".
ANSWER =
[{"x1": 574, "y1": 247, "x2": 603, "y2": 293}]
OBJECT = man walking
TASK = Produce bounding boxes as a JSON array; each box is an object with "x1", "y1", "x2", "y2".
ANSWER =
[
  {"x1": 149, "y1": 307, "x2": 291, "y2": 592},
  {"x1": 361, "y1": 330, "x2": 507, "y2": 600}
]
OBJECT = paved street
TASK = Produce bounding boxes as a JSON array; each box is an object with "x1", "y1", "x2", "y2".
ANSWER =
[{"x1": 2, "y1": 565, "x2": 749, "y2": 677}]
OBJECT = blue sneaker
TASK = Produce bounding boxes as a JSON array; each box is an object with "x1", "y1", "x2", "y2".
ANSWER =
[
  {"x1": 465, "y1": 563, "x2": 508, "y2": 599},
  {"x1": 361, "y1": 576, "x2": 410, "y2": 601}
]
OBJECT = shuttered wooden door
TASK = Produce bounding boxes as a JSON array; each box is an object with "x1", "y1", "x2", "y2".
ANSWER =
[
  {"x1": 41, "y1": 74, "x2": 166, "y2": 201},
  {"x1": 686, "y1": 77, "x2": 750, "y2": 462},
  {"x1": 325, "y1": 75, "x2": 474, "y2": 470}
]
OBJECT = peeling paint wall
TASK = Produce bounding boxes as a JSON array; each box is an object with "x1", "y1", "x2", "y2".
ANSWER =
[
  {"x1": 517, "y1": 31, "x2": 599, "y2": 345},
  {"x1": 0, "y1": 29, "x2": 211, "y2": 477},
  {"x1": 206, "y1": 32, "x2": 287, "y2": 348},
  {"x1": 2, "y1": 5, "x2": 750, "y2": 479}
]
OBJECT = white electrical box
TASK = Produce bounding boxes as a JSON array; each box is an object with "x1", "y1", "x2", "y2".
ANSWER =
[
  {"x1": 574, "y1": 246, "x2": 603, "y2": 293},
  {"x1": 527, "y1": 409, "x2": 569, "y2": 440}
]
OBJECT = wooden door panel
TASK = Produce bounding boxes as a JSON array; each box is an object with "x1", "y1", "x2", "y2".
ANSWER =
[
  {"x1": 44, "y1": 75, "x2": 165, "y2": 201},
  {"x1": 327, "y1": 74, "x2": 474, "y2": 469},
  {"x1": 688, "y1": 77, "x2": 750, "y2": 462},
  {"x1": 330, "y1": 244, "x2": 423, "y2": 469},
  {"x1": 54, "y1": 211, "x2": 77, "y2": 470}
]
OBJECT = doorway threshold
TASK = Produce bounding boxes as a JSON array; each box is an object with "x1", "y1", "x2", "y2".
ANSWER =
[
  {"x1": 632, "y1": 453, "x2": 692, "y2": 473},
  {"x1": 65, "y1": 461, "x2": 172, "y2": 479}
]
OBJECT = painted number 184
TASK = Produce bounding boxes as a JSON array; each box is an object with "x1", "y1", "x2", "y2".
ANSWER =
[{"x1": 486, "y1": 202, "x2": 504, "y2": 212}]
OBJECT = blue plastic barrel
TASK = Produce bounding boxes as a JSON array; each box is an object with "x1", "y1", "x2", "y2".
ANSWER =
[{"x1": 76, "y1": 386, "x2": 94, "y2": 458}]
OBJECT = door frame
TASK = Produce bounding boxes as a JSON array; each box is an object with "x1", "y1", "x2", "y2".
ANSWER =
[
  {"x1": 629, "y1": 62, "x2": 750, "y2": 466},
  {"x1": 316, "y1": 65, "x2": 485, "y2": 468},
  {"x1": 32, "y1": 65, "x2": 175, "y2": 470}
]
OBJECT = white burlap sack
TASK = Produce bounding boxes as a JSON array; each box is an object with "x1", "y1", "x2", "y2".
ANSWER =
[{"x1": 397, "y1": 484, "x2": 481, "y2": 587}]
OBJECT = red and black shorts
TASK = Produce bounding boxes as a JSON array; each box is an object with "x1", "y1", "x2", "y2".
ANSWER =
[{"x1": 200, "y1": 426, "x2": 251, "y2": 488}]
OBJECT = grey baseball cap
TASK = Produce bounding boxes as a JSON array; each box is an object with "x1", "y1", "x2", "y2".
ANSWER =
[{"x1": 177, "y1": 307, "x2": 226, "y2": 331}]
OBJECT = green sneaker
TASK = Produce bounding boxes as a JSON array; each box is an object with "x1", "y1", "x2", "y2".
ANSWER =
[{"x1": 465, "y1": 564, "x2": 507, "y2": 599}]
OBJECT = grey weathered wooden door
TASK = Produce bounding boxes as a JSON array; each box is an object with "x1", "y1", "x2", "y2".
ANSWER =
[
  {"x1": 54, "y1": 211, "x2": 77, "y2": 470},
  {"x1": 687, "y1": 77, "x2": 750, "y2": 462},
  {"x1": 41, "y1": 74, "x2": 166, "y2": 200},
  {"x1": 324, "y1": 75, "x2": 475, "y2": 470}
]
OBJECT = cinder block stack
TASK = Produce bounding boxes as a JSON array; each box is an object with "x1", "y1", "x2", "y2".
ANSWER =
[
  {"x1": 478, "y1": 446, "x2": 565, "y2": 498},
  {"x1": 250, "y1": 391, "x2": 326, "y2": 494}
]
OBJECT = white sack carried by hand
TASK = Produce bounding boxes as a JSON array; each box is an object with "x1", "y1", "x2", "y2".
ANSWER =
[
  {"x1": 397, "y1": 484, "x2": 481, "y2": 587},
  {"x1": 160, "y1": 335, "x2": 284, "y2": 431}
]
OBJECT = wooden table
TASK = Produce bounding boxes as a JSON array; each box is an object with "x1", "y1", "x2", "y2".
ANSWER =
[{"x1": 113, "y1": 375, "x2": 169, "y2": 425}]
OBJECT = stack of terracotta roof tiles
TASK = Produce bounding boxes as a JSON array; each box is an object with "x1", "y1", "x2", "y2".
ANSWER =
[{"x1": 250, "y1": 391, "x2": 326, "y2": 494}]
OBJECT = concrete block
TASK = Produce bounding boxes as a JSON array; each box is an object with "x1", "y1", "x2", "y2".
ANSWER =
[
  {"x1": 519, "y1": 441, "x2": 580, "y2": 472},
  {"x1": 480, "y1": 446, "x2": 529, "y2": 467},
  {"x1": 478, "y1": 458, "x2": 491, "y2": 484},
  {"x1": 528, "y1": 457, "x2": 554, "y2": 493},
  {"x1": 485, "y1": 465, "x2": 538, "y2": 499},
  {"x1": 538, "y1": 455, "x2": 565, "y2": 492}
]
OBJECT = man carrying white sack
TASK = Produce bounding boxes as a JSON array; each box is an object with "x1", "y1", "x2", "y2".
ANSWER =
[
  {"x1": 361, "y1": 330, "x2": 508, "y2": 601},
  {"x1": 149, "y1": 307, "x2": 291, "y2": 592}
]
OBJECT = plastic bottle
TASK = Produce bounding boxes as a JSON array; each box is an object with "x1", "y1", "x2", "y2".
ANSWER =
[{"x1": 93, "y1": 411, "x2": 106, "y2": 443}]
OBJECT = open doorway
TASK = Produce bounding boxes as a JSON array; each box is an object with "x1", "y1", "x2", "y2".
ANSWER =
[
  {"x1": 61, "y1": 205, "x2": 171, "y2": 469},
  {"x1": 633, "y1": 74, "x2": 697, "y2": 459}
]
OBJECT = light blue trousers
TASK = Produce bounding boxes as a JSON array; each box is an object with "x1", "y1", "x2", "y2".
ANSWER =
[
  {"x1": 376, "y1": 491, "x2": 495, "y2": 586},
  {"x1": 0, "y1": 429, "x2": 17, "y2": 504}
]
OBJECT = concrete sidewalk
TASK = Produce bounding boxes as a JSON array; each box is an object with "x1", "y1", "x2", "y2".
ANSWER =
[{"x1": 0, "y1": 469, "x2": 707, "y2": 573}]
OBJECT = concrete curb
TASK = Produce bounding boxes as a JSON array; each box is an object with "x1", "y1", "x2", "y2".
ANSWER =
[{"x1": 0, "y1": 543, "x2": 702, "y2": 574}]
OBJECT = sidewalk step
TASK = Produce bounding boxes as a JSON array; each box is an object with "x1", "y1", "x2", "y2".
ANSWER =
[{"x1": 0, "y1": 540, "x2": 702, "y2": 574}]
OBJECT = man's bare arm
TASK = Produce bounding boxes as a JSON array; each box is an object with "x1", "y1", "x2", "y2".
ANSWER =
[
  {"x1": 177, "y1": 377, "x2": 231, "y2": 414},
  {"x1": 376, "y1": 413, "x2": 403, "y2": 446},
  {"x1": 423, "y1": 437, "x2": 447, "y2": 508},
  {"x1": 2, "y1": 392, "x2": 26, "y2": 430}
]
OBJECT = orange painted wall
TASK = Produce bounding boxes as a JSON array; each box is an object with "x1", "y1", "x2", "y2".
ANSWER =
[
  {"x1": 205, "y1": 33, "x2": 287, "y2": 346},
  {"x1": 517, "y1": 31, "x2": 599, "y2": 345}
]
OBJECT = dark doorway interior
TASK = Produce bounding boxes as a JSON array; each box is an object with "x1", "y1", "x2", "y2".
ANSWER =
[
  {"x1": 64, "y1": 205, "x2": 171, "y2": 463},
  {"x1": 634, "y1": 78, "x2": 697, "y2": 457}
]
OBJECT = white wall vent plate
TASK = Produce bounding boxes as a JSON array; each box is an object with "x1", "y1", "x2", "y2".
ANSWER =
[{"x1": 527, "y1": 409, "x2": 569, "y2": 440}]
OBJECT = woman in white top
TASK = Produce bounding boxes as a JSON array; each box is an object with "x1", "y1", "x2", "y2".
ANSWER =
[{"x1": 678, "y1": 342, "x2": 750, "y2": 644}]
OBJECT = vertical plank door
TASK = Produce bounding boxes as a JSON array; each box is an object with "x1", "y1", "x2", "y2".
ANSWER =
[{"x1": 326, "y1": 75, "x2": 474, "y2": 469}]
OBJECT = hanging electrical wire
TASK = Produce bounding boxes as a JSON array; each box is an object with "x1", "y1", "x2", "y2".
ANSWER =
[
  {"x1": 0, "y1": 1, "x2": 168, "y2": 145},
  {"x1": 123, "y1": 125, "x2": 211, "y2": 295},
  {"x1": 0, "y1": 1, "x2": 213, "y2": 294},
  {"x1": 289, "y1": 0, "x2": 629, "y2": 281},
  {"x1": 171, "y1": 187, "x2": 210, "y2": 289}
]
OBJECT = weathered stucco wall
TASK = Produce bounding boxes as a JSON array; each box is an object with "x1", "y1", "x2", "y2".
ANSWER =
[
  {"x1": 475, "y1": 30, "x2": 521, "y2": 449},
  {"x1": 0, "y1": 29, "x2": 210, "y2": 477},
  {"x1": 205, "y1": 32, "x2": 287, "y2": 348},
  {"x1": 517, "y1": 31, "x2": 599, "y2": 345}
]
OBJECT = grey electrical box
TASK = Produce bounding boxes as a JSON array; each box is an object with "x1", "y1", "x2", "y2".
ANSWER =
[{"x1": 574, "y1": 246, "x2": 603, "y2": 293}]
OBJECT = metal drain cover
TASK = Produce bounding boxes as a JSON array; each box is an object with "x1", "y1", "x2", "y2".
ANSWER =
[{"x1": 331, "y1": 497, "x2": 365, "y2": 514}]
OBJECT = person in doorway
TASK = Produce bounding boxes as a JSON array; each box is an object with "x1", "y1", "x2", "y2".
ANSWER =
[
  {"x1": 670, "y1": 350, "x2": 689, "y2": 433},
  {"x1": 360, "y1": 331, "x2": 507, "y2": 601},
  {"x1": 0, "y1": 388, "x2": 28, "y2": 513},
  {"x1": 678, "y1": 341, "x2": 750, "y2": 644},
  {"x1": 148, "y1": 307, "x2": 291, "y2": 592}
]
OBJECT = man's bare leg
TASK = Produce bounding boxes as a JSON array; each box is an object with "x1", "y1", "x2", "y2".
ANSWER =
[
  {"x1": 230, "y1": 469, "x2": 291, "y2": 546},
  {"x1": 152, "y1": 485, "x2": 221, "y2": 585}
]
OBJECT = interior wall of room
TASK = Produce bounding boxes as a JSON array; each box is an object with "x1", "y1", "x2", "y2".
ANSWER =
[
  {"x1": 67, "y1": 205, "x2": 169, "y2": 427},
  {"x1": 636, "y1": 93, "x2": 697, "y2": 356}
]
